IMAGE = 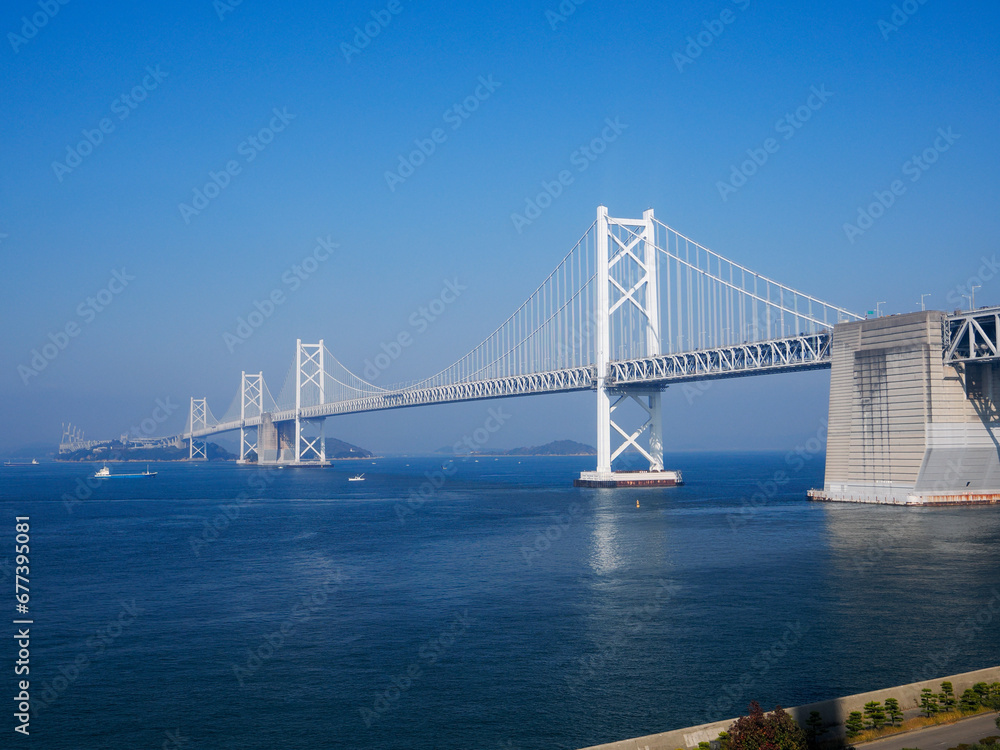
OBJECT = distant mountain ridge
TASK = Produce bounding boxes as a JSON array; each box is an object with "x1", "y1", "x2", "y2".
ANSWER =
[
  {"x1": 435, "y1": 439, "x2": 596, "y2": 456},
  {"x1": 496, "y1": 440, "x2": 596, "y2": 456},
  {"x1": 54, "y1": 436, "x2": 373, "y2": 461}
]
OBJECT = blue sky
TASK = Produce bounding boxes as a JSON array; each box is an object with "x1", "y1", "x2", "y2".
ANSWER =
[{"x1": 1, "y1": 0, "x2": 998, "y2": 455}]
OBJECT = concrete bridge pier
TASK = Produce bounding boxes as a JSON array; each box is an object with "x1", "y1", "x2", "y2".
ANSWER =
[{"x1": 810, "y1": 309, "x2": 1000, "y2": 505}]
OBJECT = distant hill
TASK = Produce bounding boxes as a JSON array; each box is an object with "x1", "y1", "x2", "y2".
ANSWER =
[
  {"x1": 496, "y1": 440, "x2": 596, "y2": 456},
  {"x1": 435, "y1": 439, "x2": 596, "y2": 456},
  {"x1": 324, "y1": 437, "x2": 375, "y2": 460},
  {"x1": 56, "y1": 436, "x2": 373, "y2": 462},
  {"x1": 58, "y1": 441, "x2": 236, "y2": 462}
]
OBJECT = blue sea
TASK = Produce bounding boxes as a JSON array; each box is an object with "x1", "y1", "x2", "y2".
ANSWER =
[{"x1": 1, "y1": 453, "x2": 998, "y2": 750}]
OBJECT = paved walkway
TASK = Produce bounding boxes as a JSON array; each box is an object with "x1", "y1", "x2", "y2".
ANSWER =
[{"x1": 858, "y1": 713, "x2": 999, "y2": 750}]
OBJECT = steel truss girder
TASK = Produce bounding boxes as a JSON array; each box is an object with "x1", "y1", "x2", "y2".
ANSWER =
[
  {"x1": 184, "y1": 366, "x2": 598, "y2": 438},
  {"x1": 945, "y1": 308, "x2": 1000, "y2": 363},
  {"x1": 607, "y1": 332, "x2": 832, "y2": 386},
  {"x1": 182, "y1": 335, "x2": 835, "y2": 442}
]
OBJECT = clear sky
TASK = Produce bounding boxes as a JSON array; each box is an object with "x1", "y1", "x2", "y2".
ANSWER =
[{"x1": 2, "y1": 0, "x2": 998, "y2": 456}]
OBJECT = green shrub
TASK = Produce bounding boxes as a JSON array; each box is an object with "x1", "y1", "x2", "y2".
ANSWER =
[
  {"x1": 865, "y1": 701, "x2": 887, "y2": 730},
  {"x1": 845, "y1": 711, "x2": 865, "y2": 738},
  {"x1": 961, "y1": 689, "x2": 982, "y2": 713}
]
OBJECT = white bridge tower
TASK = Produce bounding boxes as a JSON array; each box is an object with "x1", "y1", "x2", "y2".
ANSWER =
[
  {"x1": 576, "y1": 206, "x2": 677, "y2": 488},
  {"x1": 239, "y1": 371, "x2": 263, "y2": 463},
  {"x1": 293, "y1": 339, "x2": 327, "y2": 465},
  {"x1": 189, "y1": 397, "x2": 208, "y2": 460}
]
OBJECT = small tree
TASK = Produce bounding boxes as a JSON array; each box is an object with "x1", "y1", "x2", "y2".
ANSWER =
[
  {"x1": 728, "y1": 702, "x2": 808, "y2": 750},
  {"x1": 961, "y1": 688, "x2": 981, "y2": 713},
  {"x1": 974, "y1": 683, "x2": 990, "y2": 704},
  {"x1": 845, "y1": 711, "x2": 865, "y2": 738},
  {"x1": 884, "y1": 698, "x2": 903, "y2": 726},
  {"x1": 941, "y1": 682, "x2": 957, "y2": 713},
  {"x1": 864, "y1": 701, "x2": 886, "y2": 730},
  {"x1": 804, "y1": 711, "x2": 824, "y2": 748},
  {"x1": 921, "y1": 688, "x2": 940, "y2": 717},
  {"x1": 718, "y1": 731, "x2": 731, "y2": 750},
  {"x1": 988, "y1": 683, "x2": 1000, "y2": 711}
]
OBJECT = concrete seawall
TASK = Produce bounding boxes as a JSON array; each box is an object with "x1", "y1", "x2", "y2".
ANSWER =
[{"x1": 579, "y1": 666, "x2": 1000, "y2": 750}]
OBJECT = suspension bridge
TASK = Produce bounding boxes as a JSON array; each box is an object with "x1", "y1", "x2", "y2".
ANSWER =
[{"x1": 176, "y1": 206, "x2": 864, "y2": 486}]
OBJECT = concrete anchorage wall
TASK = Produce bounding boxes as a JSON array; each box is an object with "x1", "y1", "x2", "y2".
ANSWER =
[
  {"x1": 579, "y1": 666, "x2": 1000, "y2": 750},
  {"x1": 819, "y1": 311, "x2": 1000, "y2": 504}
]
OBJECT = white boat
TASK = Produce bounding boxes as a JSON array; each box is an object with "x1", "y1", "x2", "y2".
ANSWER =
[
  {"x1": 4, "y1": 459, "x2": 38, "y2": 466},
  {"x1": 348, "y1": 473, "x2": 365, "y2": 482},
  {"x1": 94, "y1": 464, "x2": 157, "y2": 478}
]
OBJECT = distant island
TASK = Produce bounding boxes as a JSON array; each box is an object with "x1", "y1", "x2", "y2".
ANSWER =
[
  {"x1": 436, "y1": 439, "x2": 596, "y2": 457},
  {"x1": 55, "y1": 436, "x2": 374, "y2": 462},
  {"x1": 321, "y1": 438, "x2": 376, "y2": 460},
  {"x1": 58, "y1": 441, "x2": 236, "y2": 462}
]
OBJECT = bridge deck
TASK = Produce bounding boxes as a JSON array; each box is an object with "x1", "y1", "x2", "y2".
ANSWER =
[{"x1": 185, "y1": 333, "x2": 832, "y2": 439}]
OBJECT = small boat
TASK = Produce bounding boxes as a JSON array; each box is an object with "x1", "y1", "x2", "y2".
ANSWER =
[
  {"x1": 348, "y1": 473, "x2": 365, "y2": 482},
  {"x1": 94, "y1": 464, "x2": 157, "y2": 478},
  {"x1": 4, "y1": 459, "x2": 38, "y2": 466}
]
